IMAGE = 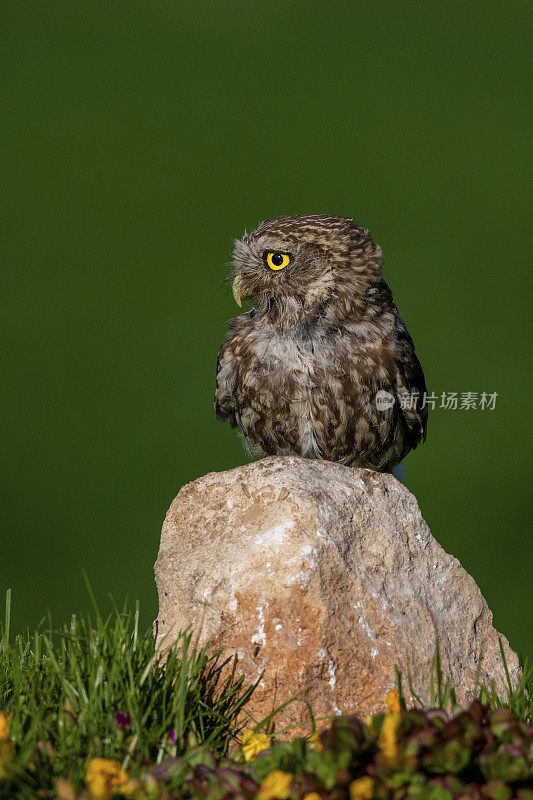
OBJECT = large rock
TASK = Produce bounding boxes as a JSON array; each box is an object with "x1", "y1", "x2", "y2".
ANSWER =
[{"x1": 154, "y1": 457, "x2": 520, "y2": 732}]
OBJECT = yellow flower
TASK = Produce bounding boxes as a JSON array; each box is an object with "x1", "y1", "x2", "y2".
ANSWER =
[
  {"x1": 0, "y1": 713, "x2": 8, "y2": 739},
  {"x1": 0, "y1": 739, "x2": 14, "y2": 782},
  {"x1": 349, "y1": 776, "x2": 374, "y2": 800},
  {"x1": 385, "y1": 688, "x2": 401, "y2": 713},
  {"x1": 378, "y1": 712, "x2": 400, "y2": 766},
  {"x1": 364, "y1": 715, "x2": 373, "y2": 731},
  {"x1": 85, "y1": 758, "x2": 135, "y2": 799},
  {"x1": 303, "y1": 793, "x2": 322, "y2": 800},
  {"x1": 241, "y1": 729, "x2": 271, "y2": 761},
  {"x1": 309, "y1": 730, "x2": 322, "y2": 751},
  {"x1": 256, "y1": 770, "x2": 292, "y2": 800}
]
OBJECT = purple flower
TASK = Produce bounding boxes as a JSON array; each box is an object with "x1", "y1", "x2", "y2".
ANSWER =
[
  {"x1": 114, "y1": 712, "x2": 131, "y2": 730},
  {"x1": 169, "y1": 730, "x2": 177, "y2": 745}
]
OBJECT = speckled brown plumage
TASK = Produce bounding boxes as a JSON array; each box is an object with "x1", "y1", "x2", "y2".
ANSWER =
[{"x1": 214, "y1": 214, "x2": 427, "y2": 472}]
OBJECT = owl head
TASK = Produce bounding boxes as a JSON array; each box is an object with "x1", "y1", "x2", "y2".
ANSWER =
[{"x1": 230, "y1": 214, "x2": 383, "y2": 325}]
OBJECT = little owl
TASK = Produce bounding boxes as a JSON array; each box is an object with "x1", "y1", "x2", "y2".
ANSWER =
[{"x1": 214, "y1": 214, "x2": 427, "y2": 472}]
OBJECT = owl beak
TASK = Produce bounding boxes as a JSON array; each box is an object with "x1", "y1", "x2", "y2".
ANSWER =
[{"x1": 232, "y1": 277, "x2": 243, "y2": 308}]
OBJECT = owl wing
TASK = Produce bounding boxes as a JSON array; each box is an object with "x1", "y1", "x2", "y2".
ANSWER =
[
  {"x1": 214, "y1": 347, "x2": 238, "y2": 429},
  {"x1": 392, "y1": 321, "x2": 428, "y2": 451},
  {"x1": 214, "y1": 316, "x2": 248, "y2": 429}
]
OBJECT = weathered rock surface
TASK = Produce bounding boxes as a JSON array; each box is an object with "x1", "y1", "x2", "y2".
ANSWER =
[{"x1": 154, "y1": 457, "x2": 520, "y2": 732}]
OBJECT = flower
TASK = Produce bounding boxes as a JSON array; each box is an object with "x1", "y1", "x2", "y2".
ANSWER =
[
  {"x1": 378, "y1": 712, "x2": 400, "y2": 766},
  {"x1": 256, "y1": 770, "x2": 292, "y2": 800},
  {"x1": 309, "y1": 730, "x2": 322, "y2": 751},
  {"x1": 385, "y1": 688, "x2": 401, "y2": 713},
  {"x1": 241, "y1": 729, "x2": 271, "y2": 761},
  {"x1": 349, "y1": 776, "x2": 374, "y2": 800},
  {"x1": 114, "y1": 712, "x2": 131, "y2": 730},
  {"x1": 365, "y1": 715, "x2": 373, "y2": 731},
  {"x1": 0, "y1": 739, "x2": 14, "y2": 782},
  {"x1": 0, "y1": 714, "x2": 8, "y2": 739},
  {"x1": 85, "y1": 758, "x2": 135, "y2": 799},
  {"x1": 303, "y1": 793, "x2": 322, "y2": 800},
  {"x1": 169, "y1": 729, "x2": 177, "y2": 745}
]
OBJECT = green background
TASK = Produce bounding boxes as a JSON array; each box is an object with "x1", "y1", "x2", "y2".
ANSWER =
[{"x1": 1, "y1": 2, "x2": 531, "y2": 664}]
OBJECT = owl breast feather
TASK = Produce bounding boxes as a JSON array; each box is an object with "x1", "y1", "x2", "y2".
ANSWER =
[{"x1": 215, "y1": 313, "x2": 422, "y2": 472}]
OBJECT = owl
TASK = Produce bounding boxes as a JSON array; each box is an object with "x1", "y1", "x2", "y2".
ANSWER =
[{"x1": 214, "y1": 214, "x2": 427, "y2": 472}]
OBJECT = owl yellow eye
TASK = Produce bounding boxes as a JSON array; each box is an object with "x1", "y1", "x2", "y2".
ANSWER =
[{"x1": 265, "y1": 251, "x2": 291, "y2": 271}]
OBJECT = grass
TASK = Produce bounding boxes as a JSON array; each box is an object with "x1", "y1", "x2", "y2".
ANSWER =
[
  {"x1": 397, "y1": 641, "x2": 532, "y2": 725},
  {"x1": 0, "y1": 589, "x2": 531, "y2": 799},
  {"x1": 0, "y1": 589, "x2": 256, "y2": 797}
]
